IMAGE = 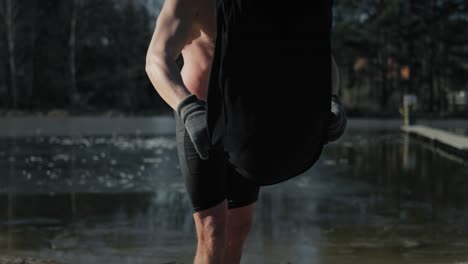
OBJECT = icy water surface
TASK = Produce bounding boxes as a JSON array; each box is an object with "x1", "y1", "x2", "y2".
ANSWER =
[{"x1": 1, "y1": 119, "x2": 468, "y2": 264}]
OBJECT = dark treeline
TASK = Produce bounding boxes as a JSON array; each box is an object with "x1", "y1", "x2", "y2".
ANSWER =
[
  {"x1": 333, "y1": 0, "x2": 468, "y2": 117},
  {"x1": 0, "y1": 0, "x2": 166, "y2": 114},
  {"x1": 0, "y1": 0, "x2": 467, "y2": 117}
]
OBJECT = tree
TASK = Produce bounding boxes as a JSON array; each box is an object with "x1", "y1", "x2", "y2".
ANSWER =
[
  {"x1": 0, "y1": 0, "x2": 18, "y2": 108},
  {"x1": 69, "y1": 0, "x2": 83, "y2": 107}
]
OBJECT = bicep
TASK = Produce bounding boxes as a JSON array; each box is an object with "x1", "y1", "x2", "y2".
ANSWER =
[{"x1": 147, "y1": 0, "x2": 198, "y2": 61}]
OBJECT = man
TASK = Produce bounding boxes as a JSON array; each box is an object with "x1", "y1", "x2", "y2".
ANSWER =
[{"x1": 145, "y1": 0, "x2": 346, "y2": 263}]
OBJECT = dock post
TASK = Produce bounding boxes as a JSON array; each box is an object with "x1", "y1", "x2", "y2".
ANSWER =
[{"x1": 402, "y1": 94, "x2": 418, "y2": 126}]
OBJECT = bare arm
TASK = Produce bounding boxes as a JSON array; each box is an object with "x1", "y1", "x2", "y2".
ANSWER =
[
  {"x1": 145, "y1": 0, "x2": 198, "y2": 110},
  {"x1": 331, "y1": 55, "x2": 340, "y2": 95},
  {"x1": 327, "y1": 55, "x2": 347, "y2": 143}
]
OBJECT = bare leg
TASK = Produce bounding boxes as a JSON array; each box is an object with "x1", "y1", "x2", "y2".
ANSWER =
[
  {"x1": 224, "y1": 203, "x2": 256, "y2": 264},
  {"x1": 193, "y1": 200, "x2": 228, "y2": 264}
]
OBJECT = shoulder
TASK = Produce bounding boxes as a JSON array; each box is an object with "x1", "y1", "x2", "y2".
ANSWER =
[{"x1": 193, "y1": 0, "x2": 217, "y2": 38}]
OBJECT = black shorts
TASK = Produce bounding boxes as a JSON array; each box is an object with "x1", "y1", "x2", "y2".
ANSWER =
[{"x1": 174, "y1": 111, "x2": 261, "y2": 212}]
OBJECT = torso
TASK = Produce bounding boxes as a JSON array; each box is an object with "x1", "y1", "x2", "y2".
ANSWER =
[{"x1": 180, "y1": 1, "x2": 216, "y2": 102}]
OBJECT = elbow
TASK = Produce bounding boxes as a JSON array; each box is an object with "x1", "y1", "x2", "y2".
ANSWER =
[
  {"x1": 145, "y1": 53, "x2": 162, "y2": 75},
  {"x1": 145, "y1": 44, "x2": 171, "y2": 72},
  {"x1": 145, "y1": 52, "x2": 168, "y2": 94}
]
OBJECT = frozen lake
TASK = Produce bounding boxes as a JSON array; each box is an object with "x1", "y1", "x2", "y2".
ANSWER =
[{"x1": 1, "y1": 117, "x2": 468, "y2": 264}]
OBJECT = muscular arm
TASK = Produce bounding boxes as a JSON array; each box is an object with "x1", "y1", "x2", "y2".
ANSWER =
[
  {"x1": 145, "y1": 0, "x2": 199, "y2": 110},
  {"x1": 327, "y1": 55, "x2": 347, "y2": 143},
  {"x1": 331, "y1": 55, "x2": 340, "y2": 95}
]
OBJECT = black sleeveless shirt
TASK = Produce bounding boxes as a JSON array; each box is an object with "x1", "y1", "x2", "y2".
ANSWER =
[{"x1": 206, "y1": 0, "x2": 333, "y2": 185}]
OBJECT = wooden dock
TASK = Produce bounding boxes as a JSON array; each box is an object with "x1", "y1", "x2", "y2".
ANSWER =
[{"x1": 401, "y1": 125, "x2": 468, "y2": 160}]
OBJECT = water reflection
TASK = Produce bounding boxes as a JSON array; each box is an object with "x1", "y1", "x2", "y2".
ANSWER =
[{"x1": 1, "y1": 126, "x2": 468, "y2": 263}]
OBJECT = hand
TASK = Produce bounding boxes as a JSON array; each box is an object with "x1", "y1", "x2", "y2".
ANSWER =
[
  {"x1": 176, "y1": 94, "x2": 211, "y2": 160},
  {"x1": 327, "y1": 95, "x2": 347, "y2": 143}
]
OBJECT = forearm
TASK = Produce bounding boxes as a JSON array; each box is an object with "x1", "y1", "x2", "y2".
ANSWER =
[
  {"x1": 146, "y1": 55, "x2": 191, "y2": 111},
  {"x1": 327, "y1": 55, "x2": 347, "y2": 143},
  {"x1": 331, "y1": 55, "x2": 339, "y2": 95}
]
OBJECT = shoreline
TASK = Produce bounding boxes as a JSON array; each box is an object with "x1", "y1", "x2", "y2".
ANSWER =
[
  {"x1": 0, "y1": 109, "x2": 174, "y2": 118},
  {"x1": 1, "y1": 108, "x2": 467, "y2": 119},
  {"x1": 0, "y1": 116, "x2": 467, "y2": 137}
]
